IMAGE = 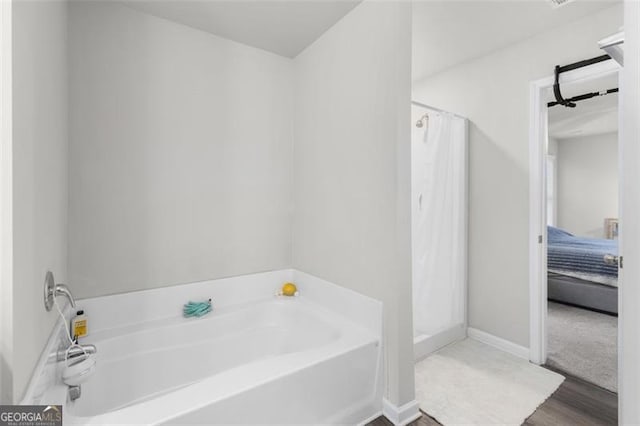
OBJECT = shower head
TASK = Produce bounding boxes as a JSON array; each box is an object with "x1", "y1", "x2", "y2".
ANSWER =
[{"x1": 415, "y1": 114, "x2": 428, "y2": 128}]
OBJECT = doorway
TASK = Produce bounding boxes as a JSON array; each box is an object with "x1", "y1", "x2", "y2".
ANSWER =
[
  {"x1": 546, "y1": 73, "x2": 619, "y2": 392},
  {"x1": 529, "y1": 58, "x2": 621, "y2": 391}
]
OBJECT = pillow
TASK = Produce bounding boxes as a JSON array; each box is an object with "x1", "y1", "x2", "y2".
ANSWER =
[{"x1": 547, "y1": 225, "x2": 573, "y2": 242}]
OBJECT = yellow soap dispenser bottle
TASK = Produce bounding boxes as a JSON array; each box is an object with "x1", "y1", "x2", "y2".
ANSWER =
[{"x1": 71, "y1": 310, "x2": 88, "y2": 340}]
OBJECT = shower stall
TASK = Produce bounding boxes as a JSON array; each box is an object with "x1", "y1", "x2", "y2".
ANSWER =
[{"x1": 411, "y1": 102, "x2": 468, "y2": 361}]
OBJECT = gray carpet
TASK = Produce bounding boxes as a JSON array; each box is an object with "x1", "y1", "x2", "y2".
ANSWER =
[{"x1": 547, "y1": 302, "x2": 617, "y2": 392}]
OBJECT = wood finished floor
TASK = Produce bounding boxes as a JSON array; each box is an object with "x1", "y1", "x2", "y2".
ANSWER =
[{"x1": 367, "y1": 369, "x2": 617, "y2": 426}]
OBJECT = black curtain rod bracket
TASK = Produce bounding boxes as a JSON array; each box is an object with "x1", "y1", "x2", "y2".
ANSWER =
[
  {"x1": 556, "y1": 54, "x2": 611, "y2": 74},
  {"x1": 548, "y1": 88, "x2": 619, "y2": 108},
  {"x1": 553, "y1": 65, "x2": 576, "y2": 108},
  {"x1": 550, "y1": 54, "x2": 616, "y2": 109}
]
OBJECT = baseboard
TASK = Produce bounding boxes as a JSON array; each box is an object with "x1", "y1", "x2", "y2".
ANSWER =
[
  {"x1": 414, "y1": 324, "x2": 466, "y2": 361},
  {"x1": 467, "y1": 327, "x2": 529, "y2": 360},
  {"x1": 382, "y1": 398, "x2": 421, "y2": 426}
]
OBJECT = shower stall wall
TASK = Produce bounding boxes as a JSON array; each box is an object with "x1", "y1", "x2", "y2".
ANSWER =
[{"x1": 411, "y1": 102, "x2": 468, "y2": 361}]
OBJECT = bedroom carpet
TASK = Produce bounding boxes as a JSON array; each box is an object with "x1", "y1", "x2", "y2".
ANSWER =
[
  {"x1": 414, "y1": 339, "x2": 564, "y2": 426},
  {"x1": 546, "y1": 301, "x2": 617, "y2": 392}
]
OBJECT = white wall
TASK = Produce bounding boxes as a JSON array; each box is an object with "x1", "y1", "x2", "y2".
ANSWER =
[
  {"x1": 0, "y1": 0, "x2": 12, "y2": 405},
  {"x1": 68, "y1": 2, "x2": 294, "y2": 298},
  {"x1": 548, "y1": 137, "x2": 558, "y2": 156},
  {"x1": 556, "y1": 132, "x2": 618, "y2": 238},
  {"x1": 10, "y1": 0, "x2": 68, "y2": 402},
  {"x1": 412, "y1": 5, "x2": 623, "y2": 347},
  {"x1": 293, "y1": 1, "x2": 414, "y2": 407},
  {"x1": 71, "y1": 1, "x2": 416, "y2": 409},
  {"x1": 620, "y1": 1, "x2": 640, "y2": 422}
]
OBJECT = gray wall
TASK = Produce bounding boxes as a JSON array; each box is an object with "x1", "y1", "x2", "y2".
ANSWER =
[
  {"x1": 68, "y1": 2, "x2": 294, "y2": 298},
  {"x1": 293, "y1": 1, "x2": 414, "y2": 406},
  {"x1": 10, "y1": 0, "x2": 68, "y2": 402},
  {"x1": 557, "y1": 132, "x2": 618, "y2": 238},
  {"x1": 412, "y1": 5, "x2": 622, "y2": 347}
]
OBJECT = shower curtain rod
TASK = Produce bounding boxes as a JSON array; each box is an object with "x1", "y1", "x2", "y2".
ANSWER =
[{"x1": 411, "y1": 101, "x2": 466, "y2": 120}]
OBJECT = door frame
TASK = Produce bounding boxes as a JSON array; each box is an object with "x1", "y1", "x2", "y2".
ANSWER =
[
  {"x1": 528, "y1": 59, "x2": 621, "y2": 365},
  {"x1": 618, "y1": 3, "x2": 640, "y2": 423}
]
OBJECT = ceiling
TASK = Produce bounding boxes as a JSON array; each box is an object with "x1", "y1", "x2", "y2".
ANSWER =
[
  {"x1": 119, "y1": 1, "x2": 619, "y2": 73},
  {"x1": 412, "y1": 0, "x2": 620, "y2": 81},
  {"x1": 120, "y1": 0, "x2": 361, "y2": 58},
  {"x1": 548, "y1": 74, "x2": 619, "y2": 139}
]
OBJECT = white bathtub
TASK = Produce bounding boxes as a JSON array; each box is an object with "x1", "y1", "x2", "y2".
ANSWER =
[{"x1": 28, "y1": 270, "x2": 383, "y2": 425}]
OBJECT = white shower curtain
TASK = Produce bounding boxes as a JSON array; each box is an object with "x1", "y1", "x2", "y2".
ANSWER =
[{"x1": 412, "y1": 107, "x2": 467, "y2": 337}]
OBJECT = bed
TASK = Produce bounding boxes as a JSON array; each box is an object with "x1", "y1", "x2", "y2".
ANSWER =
[{"x1": 547, "y1": 226, "x2": 618, "y2": 315}]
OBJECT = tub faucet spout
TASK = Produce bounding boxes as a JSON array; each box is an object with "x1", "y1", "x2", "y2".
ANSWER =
[
  {"x1": 55, "y1": 284, "x2": 76, "y2": 309},
  {"x1": 44, "y1": 272, "x2": 78, "y2": 312}
]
